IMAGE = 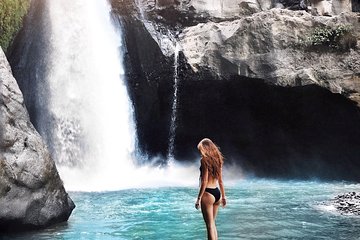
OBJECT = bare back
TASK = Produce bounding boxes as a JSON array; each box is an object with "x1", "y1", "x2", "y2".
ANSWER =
[
  {"x1": 205, "y1": 172, "x2": 218, "y2": 188},
  {"x1": 199, "y1": 163, "x2": 224, "y2": 190}
]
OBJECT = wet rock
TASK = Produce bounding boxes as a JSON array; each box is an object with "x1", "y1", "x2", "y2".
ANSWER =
[
  {"x1": 327, "y1": 192, "x2": 360, "y2": 215},
  {"x1": 0, "y1": 47, "x2": 75, "y2": 232}
]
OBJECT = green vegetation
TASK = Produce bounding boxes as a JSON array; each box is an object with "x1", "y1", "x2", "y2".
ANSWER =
[
  {"x1": 0, "y1": 0, "x2": 30, "y2": 52},
  {"x1": 304, "y1": 25, "x2": 357, "y2": 51}
]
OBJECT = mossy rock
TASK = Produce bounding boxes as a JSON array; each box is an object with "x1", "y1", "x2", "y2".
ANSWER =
[
  {"x1": 302, "y1": 25, "x2": 357, "y2": 52},
  {"x1": 0, "y1": 0, "x2": 30, "y2": 52}
]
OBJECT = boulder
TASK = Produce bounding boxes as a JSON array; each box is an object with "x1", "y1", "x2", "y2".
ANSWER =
[{"x1": 0, "y1": 47, "x2": 74, "y2": 232}]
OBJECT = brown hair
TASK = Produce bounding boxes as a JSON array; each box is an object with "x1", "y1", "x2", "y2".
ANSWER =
[{"x1": 197, "y1": 138, "x2": 224, "y2": 179}]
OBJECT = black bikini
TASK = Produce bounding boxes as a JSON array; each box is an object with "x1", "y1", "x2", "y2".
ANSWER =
[
  {"x1": 205, "y1": 187, "x2": 221, "y2": 202},
  {"x1": 200, "y1": 166, "x2": 221, "y2": 203}
]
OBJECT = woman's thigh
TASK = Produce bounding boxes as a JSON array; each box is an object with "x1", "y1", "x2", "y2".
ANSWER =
[
  {"x1": 213, "y1": 201, "x2": 220, "y2": 220},
  {"x1": 201, "y1": 193, "x2": 215, "y2": 224}
]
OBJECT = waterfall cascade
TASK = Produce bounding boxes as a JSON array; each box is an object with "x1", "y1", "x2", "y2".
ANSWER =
[
  {"x1": 167, "y1": 43, "x2": 181, "y2": 162},
  {"x1": 46, "y1": 0, "x2": 137, "y2": 191},
  {"x1": 41, "y1": 0, "x2": 197, "y2": 191}
]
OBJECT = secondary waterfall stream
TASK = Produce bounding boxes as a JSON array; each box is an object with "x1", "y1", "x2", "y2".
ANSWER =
[
  {"x1": 42, "y1": 0, "x2": 197, "y2": 191},
  {"x1": 167, "y1": 43, "x2": 181, "y2": 162}
]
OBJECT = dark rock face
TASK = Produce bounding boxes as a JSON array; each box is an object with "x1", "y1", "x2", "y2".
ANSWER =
[
  {"x1": 112, "y1": 0, "x2": 174, "y2": 159},
  {"x1": 0, "y1": 47, "x2": 75, "y2": 232},
  {"x1": 7, "y1": 0, "x2": 54, "y2": 152},
  {"x1": 112, "y1": 0, "x2": 220, "y2": 160},
  {"x1": 175, "y1": 76, "x2": 360, "y2": 180},
  {"x1": 278, "y1": 0, "x2": 307, "y2": 10},
  {"x1": 353, "y1": 0, "x2": 360, "y2": 12},
  {"x1": 114, "y1": 0, "x2": 360, "y2": 180}
]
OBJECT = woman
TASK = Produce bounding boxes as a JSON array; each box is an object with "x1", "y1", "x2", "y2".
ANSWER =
[{"x1": 195, "y1": 138, "x2": 226, "y2": 240}]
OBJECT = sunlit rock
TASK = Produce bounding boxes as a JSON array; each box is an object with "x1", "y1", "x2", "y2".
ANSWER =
[
  {"x1": 179, "y1": 9, "x2": 360, "y2": 101},
  {"x1": 0, "y1": 47, "x2": 74, "y2": 232}
]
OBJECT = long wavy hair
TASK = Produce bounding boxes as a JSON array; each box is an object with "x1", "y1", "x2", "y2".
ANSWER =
[{"x1": 197, "y1": 138, "x2": 224, "y2": 179}]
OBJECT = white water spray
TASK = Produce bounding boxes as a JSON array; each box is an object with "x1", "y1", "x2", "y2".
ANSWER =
[
  {"x1": 45, "y1": 0, "x2": 199, "y2": 191},
  {"x1": 167, "y1": 42, "x2": 181, "y2": 162}
]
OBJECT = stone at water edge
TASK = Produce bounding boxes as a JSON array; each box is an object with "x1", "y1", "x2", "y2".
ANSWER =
[
  {"x1": 327, "y1": 192, "x2": 360, "y2": 215},
  {"x1": 0, "y1": 47, "x2": 75, "y2": 232}
]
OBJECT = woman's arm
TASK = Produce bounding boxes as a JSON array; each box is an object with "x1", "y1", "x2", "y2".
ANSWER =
[
  {"x1": 218, "y1": 167, "x2": 226, "y2": 207},
  {"x1": 195, "y1": 162, "x2": 208, "y2": 209}
]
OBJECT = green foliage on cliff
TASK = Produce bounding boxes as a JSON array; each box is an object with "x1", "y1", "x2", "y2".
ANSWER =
[
  {"x1": 304, "y1": 25, "x2": 357, "y2": 51},
  {"x1": 0, "y1": 0, "x2": 30, "y2": 51}
]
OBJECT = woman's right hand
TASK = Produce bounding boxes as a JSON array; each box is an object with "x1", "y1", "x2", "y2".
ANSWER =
[
  {"x1": 222, "y1": 198, "x2": 227, "y2": 207},
  {"x1": 195, "y1": 198, "x2": 200, "y2": 210}
]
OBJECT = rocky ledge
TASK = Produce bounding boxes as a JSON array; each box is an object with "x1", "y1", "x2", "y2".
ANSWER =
[
  {"x1": 0, "y1": 47, "x2": 75, "y2": 232},
  {"x1": 130, "y1": 0, "x2": 360, "y2": 105},
  {"x1": 178, "y1": 9, "x2": 360, "y2": 104}
]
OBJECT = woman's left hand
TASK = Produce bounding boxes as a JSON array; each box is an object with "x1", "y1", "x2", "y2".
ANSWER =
[{"x1": 195, "y1": 199, "x2": 200, "y2": 210}]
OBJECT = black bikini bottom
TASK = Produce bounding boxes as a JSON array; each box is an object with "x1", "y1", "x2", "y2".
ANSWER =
[{"x1": 205, "y1": 187, "x2": 221, "y2": 203}]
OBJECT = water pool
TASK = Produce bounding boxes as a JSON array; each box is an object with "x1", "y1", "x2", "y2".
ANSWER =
[{"x1": 3, "y1": 180, "x2": 360, "y2": 239}]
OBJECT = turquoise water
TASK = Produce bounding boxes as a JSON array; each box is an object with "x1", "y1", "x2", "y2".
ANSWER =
[{"x1": 3, "y1": 180, "x2": 360, "y2": 239}]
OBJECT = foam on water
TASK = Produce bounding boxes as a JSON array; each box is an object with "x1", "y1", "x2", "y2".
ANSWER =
[
  {"x1": 58, "y1": 161, "x2": 200, "y2": 192},
  {"x1": 315, "y1": 204, "x2": 338, "y2": 214}
]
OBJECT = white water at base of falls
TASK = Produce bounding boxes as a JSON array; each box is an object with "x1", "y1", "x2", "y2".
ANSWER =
[{"x1": 45, "y1": 0, "x2": 198, "y2": 192}]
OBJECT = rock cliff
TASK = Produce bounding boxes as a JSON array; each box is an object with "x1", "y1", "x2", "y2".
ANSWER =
[
  {"x1": 118, "y1": 0, "x2": 360, "y2": 104},
  {"x1": 0, "y1": 48, "x2": 74, "y2": 232},
  {"x1": 178, "y1": 9, "x2": 360, "y2": 103},
  {"x1": 110, "y1": 0, "x2": 360, "y2": 180}
]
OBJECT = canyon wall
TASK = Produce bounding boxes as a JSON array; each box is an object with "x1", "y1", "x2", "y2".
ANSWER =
[{"x1": 111, "y1": 0, "x2": 360, "y2": 180}]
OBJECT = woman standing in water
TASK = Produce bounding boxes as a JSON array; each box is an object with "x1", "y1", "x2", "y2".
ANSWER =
[{"x1": 195, "y1": 138, "x2": 226, "y2": 240}]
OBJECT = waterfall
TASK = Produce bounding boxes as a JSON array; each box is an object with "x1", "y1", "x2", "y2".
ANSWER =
[
  {"x1": 46, "y1": 0, "x2": 137, "y2": 191},
  {"x1": 167, "y1": 43, "x2": 181, "y2": 162},
  {"x1": 40, "y1": 0, "x2": 197, "y2": 191}
]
